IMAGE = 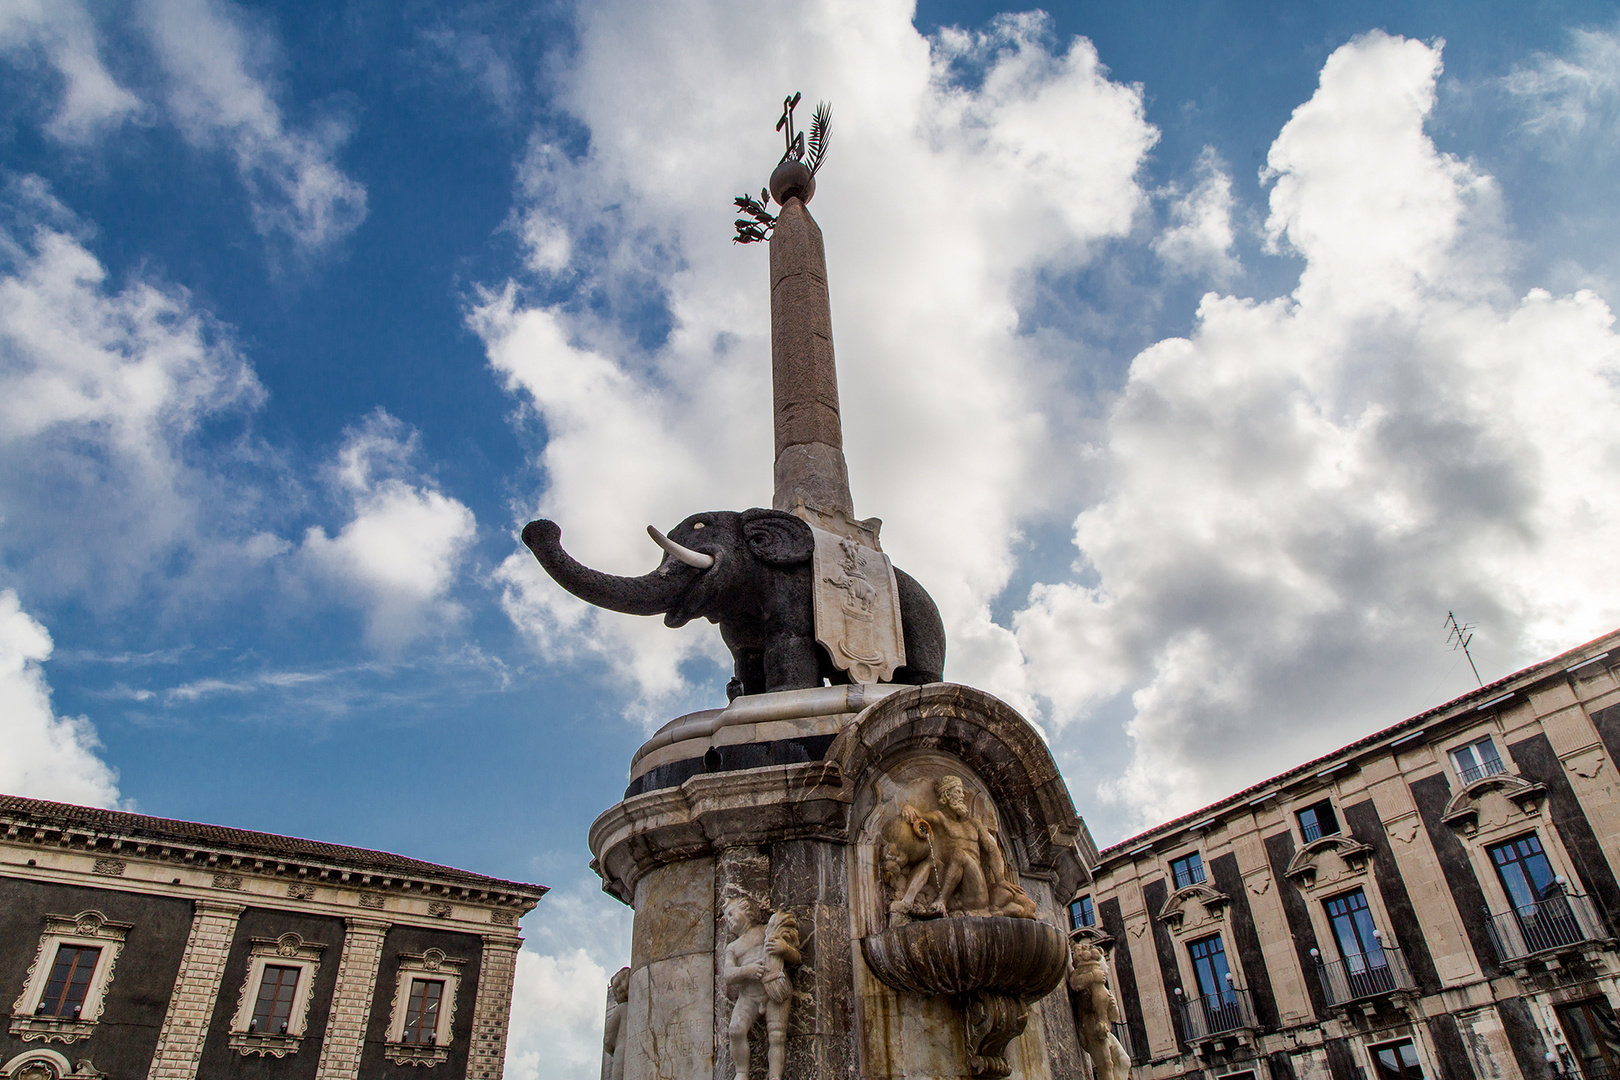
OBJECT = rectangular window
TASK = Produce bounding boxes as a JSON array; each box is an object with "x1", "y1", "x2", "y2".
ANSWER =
[
  {"x1": 1557, "y1": 998, "x2": 1620, "y2": 1080},
  {"x1": 39, "y1": 945, "x2": 101, "y2": 1018},
  {"x1": 1187, "y1": 934, "x2": 1232, "y2": 1001},
  {"x1": 402, "y1": 978, "x2": 444, "y2": 1045},
  {"x1": 250, "y1": 965, "x2": 301, "y2": 1035},
  {"x1": 1370, "y1": 1039, "x2": 1425, "y2": 1080},
  {"x1": 1324, "y1": 888, "x2": 1383, "y2": 964},
  {"x1": 1451, "y1": 736, "x2": 1506, "y2": 785},
  {"x1": 1070, "y1": 896, "x2": 1095, "y2": 929},
  {"x1": 1488, "y1": 833, "x2": 1560, "y2": 911},
  {"x1": 1296, "y1": 799, "x2": 1340, "y2": 843},
  {"x1": 1171, "y1": 853, "x2": 1205, "y2": 890}
]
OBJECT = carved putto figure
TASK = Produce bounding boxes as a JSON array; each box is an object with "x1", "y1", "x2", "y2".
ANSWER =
[
  {"x1": 881, "y1": 774, "x2": 1036, "y2": 924},
  {"x1": 722, "y1": 896, "x2": 802, "y2": 1080},
  {"x1": 1068, "y1": 942, "x2": 1131, "y2": 1080},
  {"x1": 600, "y1": 966, "x2": 629, "y2": 1080}
]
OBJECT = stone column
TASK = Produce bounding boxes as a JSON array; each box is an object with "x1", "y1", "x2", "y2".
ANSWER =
[
  {"x1": 770, "y1": 197, "x2": 855, "y2": 526},
  {"x1": 467, "y1": 934, "x2": 523, "y2": 1080},
  {"x1": 313, "y1": 917, "x2": 390, "y2": 1080},
  {"x1": 146, "y1": 900, "x2": 245, "y2": 1080}
]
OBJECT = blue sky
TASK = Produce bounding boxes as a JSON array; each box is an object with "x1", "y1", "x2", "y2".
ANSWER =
[{"x1": 4, "y1": 0, "x2": 1620, "y2": 1071}]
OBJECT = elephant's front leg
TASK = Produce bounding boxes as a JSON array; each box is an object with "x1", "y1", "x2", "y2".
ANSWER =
[
  {"x1": 762, "y1": 634, "x2": 822, "y2": 693},
  {"x1": 719, "y1": 625, "x2": 769, "y2": 699}
]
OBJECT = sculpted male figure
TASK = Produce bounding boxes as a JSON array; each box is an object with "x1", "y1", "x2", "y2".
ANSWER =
[
  {"x1": 600, "y1": 966, "x2": 629, "y2": 1080},
  {"x1": 1069, "y1": 942, "x2": 1131, "y2": 1080},
  {"x1": 901, "y1": 775, "x2": 1009, "y2": 915},
  {"x1": 721, "y1": 897, "x2": 801, "y2": 1080}
]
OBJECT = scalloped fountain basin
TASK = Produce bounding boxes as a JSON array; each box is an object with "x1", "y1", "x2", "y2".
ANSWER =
[{"x1": 861, "y1": 915, "x2": 1069, "y2": 999}]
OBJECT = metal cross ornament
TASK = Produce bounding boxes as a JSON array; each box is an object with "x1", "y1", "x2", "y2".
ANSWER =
[
  {"x1": 777, "y1": 92, "x2": 805, "y2": 163},
  {"x1": 733, "y1": 92, "x2": 832, "y2": 244}
]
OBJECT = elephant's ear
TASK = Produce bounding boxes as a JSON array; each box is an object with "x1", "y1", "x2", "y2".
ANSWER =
[{"x1": 741, "y1": 509, "x2": 814, "y2": 566}]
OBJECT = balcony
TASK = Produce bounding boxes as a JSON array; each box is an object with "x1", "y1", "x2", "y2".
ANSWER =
[
  {"x1": 1300, "y1": 820, "x2": 1336, "y2": 843},
  {"x1": 1315, "y1": 946, "x2": 1416, "y2": 1008},
  {"x1": 1486, "y1": 892, "x2": 1613, "y2": 970},
  {"x1": 1458, "y1": 757, "x2": 1508, "y2": 785},
  {"x1": 1177, "y1": 988, "x2": 1257, "y2": 1048}
]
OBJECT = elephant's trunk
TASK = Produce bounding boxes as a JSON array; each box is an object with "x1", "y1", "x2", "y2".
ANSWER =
[{"x1": 521, "y1": 519, "x2": 691, "y2": 616}]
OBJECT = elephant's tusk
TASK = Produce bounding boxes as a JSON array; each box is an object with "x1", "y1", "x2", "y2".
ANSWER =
[{"x1": 647, "y1": 525, "x2": 715, "y2": 569}]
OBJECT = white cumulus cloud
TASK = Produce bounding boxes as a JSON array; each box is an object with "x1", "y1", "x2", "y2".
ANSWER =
[
  {"x1": 0, "y1": 176, "x2": 264, "y2": 606},
  {"x1": 0, "y1": 0, "x2": 142, "y2": 142},
  {"x1": 1014, "y1": 31, "x2": 1620, "y2": 829},
  {"x1": 139, "y1": 0, "x2": 367, "y2": 253},
  {"x1": 504, "y1": 948, "x2": 611, "y2": 1080},
  {"x1": 300, "y1": 411, "x2": 478, "y2": 652},
  {"x1": 475, "y1": 2, "x2": 1158, "y2": 720},
  {"x1": 504, "y1": 876, "x2": 632, "y2": 1080},
  {"x1": 0, "y1": 589, "x2": 120, "y2": 806},
  {"x1": 1154, "y1": 146, "x2": 1239, "y2": 280}
]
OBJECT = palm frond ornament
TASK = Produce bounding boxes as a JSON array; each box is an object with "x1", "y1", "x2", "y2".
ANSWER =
[{"x1": 733, "y1": 93, "x2": 832, "y2": 244}]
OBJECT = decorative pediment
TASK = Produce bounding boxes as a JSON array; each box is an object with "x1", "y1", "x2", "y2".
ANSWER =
[
  {"x1": 1069, "y1": 925, "x2": 1116, "y2": 953},
  {"x1": 1440, "y1": 773, "x2": 1547, "y2": 836},
  {"x1": 1157, "y1": 884, "x2": 1229, "y2": 934},
  {"x1": 1284, "y1": 835, "x2": 1373, "y2": 890}
]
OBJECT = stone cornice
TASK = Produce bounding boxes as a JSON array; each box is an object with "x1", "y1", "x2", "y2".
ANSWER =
[
  {"x1": 1, "y1": 839, "x2": 535, "y2": 936},
  {"x1": 589, "y1": 761, "x2": 850, "y2": 904},
  {"x1": 0, "y1": 797, "x2": 546, "y2": 907}
]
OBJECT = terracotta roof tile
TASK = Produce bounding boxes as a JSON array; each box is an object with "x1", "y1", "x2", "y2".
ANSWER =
[{"x1": 0, "y1": 793, "x2": 547, "y2": 898}]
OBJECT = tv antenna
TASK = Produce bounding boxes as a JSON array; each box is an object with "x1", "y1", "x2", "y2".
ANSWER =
[{"x1": 1445, "y1": 611, "x2": 1483, "y2": 687}]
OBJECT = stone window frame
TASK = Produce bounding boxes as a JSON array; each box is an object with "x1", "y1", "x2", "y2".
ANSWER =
[
  {"x1": 1305, "y1": 882, "x2": 1398, "y2": 970},
  {"x1": 1166, "y1": 849, "x2": 1206, "y2": 890},
  {"x1": 1438, "y1": 720, "x2": 1513, "y2": 789},
  {"x1": 226, "y1": 933, "x2": 326, "y2": 1058},
  {"x1": 0, "y1": 1046, "x2": 106, "y2": 1077},
  {"x1": 8, "y1": 910, "x2": 131, "y2": 1044},
  {"x1": 1294, "y1": 797, "x2": 1342, "y2": 845},
  {"x1": 382, "y1": 948, "x2": 465, "y2": 1066},
  {"x1": 1355, "y1": 1030, "x2": 1440, "y2": 1080},
  {"x1": 1468, "y1": 825, "x2": 1588, "y2": 920}
]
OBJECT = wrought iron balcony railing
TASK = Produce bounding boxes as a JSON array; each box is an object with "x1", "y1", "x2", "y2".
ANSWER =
[
  {"x1": 1300, "y1": 821, "x2": 1340, "y2": 843},
  {"x1": 1486, "y1": 892, "x2": 1611, "y2": 963},
  {"x1": 1315, "y1": 946, "x2": 1415, "y2": 1006},
  {"x1": 1177, "y1": 988, "x2": 1256, "y2": 1041},
  {"x1": 1457, "y1": 757, "x2": 1508, "y2": 785}
]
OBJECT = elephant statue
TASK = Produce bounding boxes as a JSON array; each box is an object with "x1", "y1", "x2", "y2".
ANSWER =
[{"x1": 521, "y1": 509, "x2": 945, "y2": 698}]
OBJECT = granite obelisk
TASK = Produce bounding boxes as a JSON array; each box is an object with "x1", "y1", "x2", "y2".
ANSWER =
[
  {"x1": 765, "y1": 158, "x2": 882, "y2": 550},
  {"x1": 769, "y1": 196, "x2": 853, "y2": 524}
]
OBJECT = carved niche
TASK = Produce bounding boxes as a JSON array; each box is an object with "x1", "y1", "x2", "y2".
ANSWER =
[
  {"x1": 854, "y1": 752, "x2": 1067, "y2": 1080},
  {"x1": 1440, "y1": 773, "x2": 1548, "y2": 837},
  {"x1": 1284, "y1": 835, "x2": 1374, "y2": 891}
]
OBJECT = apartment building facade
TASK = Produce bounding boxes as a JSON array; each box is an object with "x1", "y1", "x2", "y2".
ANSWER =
[
  {"x1": 1071, "y1": 630, "x2": 1620, "y2": 1080},
  {"x1": 0, "y1": 796, "x2": 546, "y2": 1080}
]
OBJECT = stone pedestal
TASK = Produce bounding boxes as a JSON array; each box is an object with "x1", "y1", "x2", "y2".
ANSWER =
[{"x1": 589, "y1": 684, "x2": 1093, "y2": 1080}]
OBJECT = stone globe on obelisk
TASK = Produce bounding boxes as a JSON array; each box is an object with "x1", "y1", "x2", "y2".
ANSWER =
[{"x1": 522, "y1": 94, "x2": 1105, "y2": 1080}]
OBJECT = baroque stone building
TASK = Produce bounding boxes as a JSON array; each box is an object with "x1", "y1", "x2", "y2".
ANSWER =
[
  {"x1": 0, "y1": 795, "x2": 546, "y2": 1080},
  {"x1": 1072, "y1": 629, "x2": 1620, "y2": 1080}
]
